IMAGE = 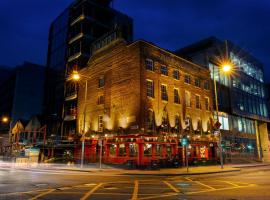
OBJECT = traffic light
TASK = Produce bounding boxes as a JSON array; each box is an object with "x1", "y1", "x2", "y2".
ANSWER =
[{"x1": 181, "y1": 137, "x2": 189, "y2": 147}]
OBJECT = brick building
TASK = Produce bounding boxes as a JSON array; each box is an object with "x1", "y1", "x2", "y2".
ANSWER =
[{"x1": 74, "y1": 38, "x2": 217, "y2": 166}]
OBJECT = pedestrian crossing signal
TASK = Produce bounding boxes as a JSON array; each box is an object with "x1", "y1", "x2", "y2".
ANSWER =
[{"x1": 181, "y1": 137, "x2": 189, "y2": 146}]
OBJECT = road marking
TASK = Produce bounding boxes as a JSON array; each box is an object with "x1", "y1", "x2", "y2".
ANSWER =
[
  {"x1": 194, "y1": 181, "x2": 216, "y2": 190},
  {"x1": 0, "y1": 189, "x2": 49, "y2": 196},
  {"x1": 184, "y1": 177, "x2": 193, "y2": 182},
  {"x1": 219, "y1": 181, "x2": 239, "y2": 187},
  {"x1": 186, "y1": 184, "x2": 255, "y2": 195},
  {"x1": 163, "y1": 181, "x2": 180, "y2": 193},
  {"x1": 80, "y1": 183, "x2": 103, "y2": 200},
  {"x1": 28, "y1": 189, "x2": 56, "y2": 200},
  {"x1": 131, "y1": 180, "x2": 139, "y2": 200},
  {"x1": 139, "y1": 193, "x2": 178, "y2": 200}
]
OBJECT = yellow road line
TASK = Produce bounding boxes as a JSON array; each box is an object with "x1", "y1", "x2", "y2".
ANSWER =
[
  {"x1": 28, "y1": 189, "x2": 56, "y2": 200},
  {"x1": 0, "y1": 189, "x2": 49, "y2": 196},
  {"x1": 163, "y1": 181, "x2": 180, "y2": 193},
  {"x1": 80, "y1": 183, "x2": 103, "y2": 200},
  {"x1": 219, "y1": 181, "x2": 239, "y2": 187},
  {"x1": 185, "y1": 177, "x2": 193, "y2": 182},
  {"x1": 131, "y1": 180, "x2": 139, "y2": 200},
  {"x1": 186, "y1": 185, "x2": 255, "y2": 195},
  {"x1": 194, "y1": 181, "x2": 216, "y2": 190},
  {"x1": 139, "y1": 193, "x2": 177, "y2": 200}
]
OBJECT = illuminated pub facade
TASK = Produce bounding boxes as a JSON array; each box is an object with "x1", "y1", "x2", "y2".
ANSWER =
[{"x1": 75, "y1": 37, "x2": 217, "y2": 166}]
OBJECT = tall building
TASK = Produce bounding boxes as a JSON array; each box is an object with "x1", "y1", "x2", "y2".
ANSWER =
[
  {"x1": 0, "y1": 62, "x2": 45, "y2": 155},
  {"x1": 44, "y1": 0, "x2": 133, "y2": 138},
  {"x1": 73, "y1": 36, "x2": 217, "y2": 166},
  {"x1": 176, "y1": 37, "x2": 270, "y2": 162}
]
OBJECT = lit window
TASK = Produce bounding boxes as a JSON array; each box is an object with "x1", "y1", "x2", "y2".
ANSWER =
[
  {"x1": 98, "y1": 115, "x2": 103, "y2": 132},
  {"x1": 160, "y1": 65, "x2": 168, "y2": 76},
  {"x1": 195, "y1": 78, "x2": 200, "y2": 87},
  {"x1": 184, "y1": 75, "x2": 191, "y2": 84},
  {"x1": 145, "y1": 59, "x2": 154, "y2": 71},
  {"x1": 98, "y1": 77, "x2": 105, "y2": 88},
  {"x1": 161, "y1": 84, "x2": 168, "y2": 101},
  {"x1": 146, "y1": 80, "x2": 154, "y2": 98},
  {"x1": 204, "y1": 81, "x2": 210, "y2": 90},
  {"x1": 173, "y1": 70, "x2": 180, "y2": 80},
  {"x1": 218, "y1": 116, "x2": 229, "y2": 130},
  {"x1": 98, "y1": 95, "x2": 105, "y2": 105},
  {"x1": 174, "y1": 88, "x2": 180, "y2": 104},
  {"x1": 185, "y1": 91, "x2": 191, "y2": 107},
  {"x1": 205, "y1": 97, "x2": 210, "y2": 111},
  {"x1": 195, "y1": 95, "x2": 201, "y2": 109}
]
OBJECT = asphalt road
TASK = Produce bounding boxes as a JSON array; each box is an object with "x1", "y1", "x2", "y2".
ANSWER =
[{"x1": 0, "y1": 166, "x2": 270, "y2": 200}]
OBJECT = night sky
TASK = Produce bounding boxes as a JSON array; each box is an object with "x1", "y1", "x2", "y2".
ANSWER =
[{"x1": 0, "y1": 0, "x2": 269, "y2": 82}]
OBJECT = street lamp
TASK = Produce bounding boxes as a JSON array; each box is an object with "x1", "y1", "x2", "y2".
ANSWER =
[
  {"x1": 2, "y1": 117, "x2": 9, "y2": 123},
  {"x1": 213, "y1": 62, "x2": 232, "y2": 169},
  {"x1": 69, "y1": 70, "x2": 89, "y2": 168}
]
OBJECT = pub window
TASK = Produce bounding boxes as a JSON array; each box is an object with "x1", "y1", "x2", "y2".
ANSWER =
[
  {"x1": 174, "y1": 88, "x2": 180, "y2": 104},
  {"x1": 98, "y1": 76, "x2": 105, "y2": 88},
  {"x1": 161, "y1": 84, "x2": 168, "y2": 101},
  {"x1": 146, "y1": 79, "x2": 154, "y2": 98},
  {"x1": 98, "y1": 115, "x2": 103, "y2": 132},
  {"x1": 160, "y1": 65, "x2": 168, "y2": 76},
  {"x1": 98, "y1": 95, "x2": 105, "y2": 105},
  {"x1": 195, "y1": 95, "x2": 201, "y2": 109},
  {"x1": 195, "y1": 78, "x2": 200, "y2": 87},
  {"x1": 173, "y1": 70, "x2": 180, "y2": 80},
  {"x1": 184, "y1": 75, "x2": 191, "y2": 84},
  {"x1": 145, "y1": 58, "x2": 154, "y2": 71}
]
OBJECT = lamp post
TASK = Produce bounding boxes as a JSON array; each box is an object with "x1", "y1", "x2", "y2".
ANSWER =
[
  {"x1": 69, "y1": 71, "x2": 89, "y2": 168},
  {"x1": 213, "y1": 63, "x2": 232, "y2": 169}
]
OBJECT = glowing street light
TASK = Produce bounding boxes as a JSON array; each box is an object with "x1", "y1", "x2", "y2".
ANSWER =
[
  {"x1": 222, "y1": 63, "x2": 232, "y2": 73},
  {"x1": 2, "y1": 117, "x2": 9, "y2": 123},
  {"x1": 71, "y1": 71, "x2": 80, "y2": 81}
]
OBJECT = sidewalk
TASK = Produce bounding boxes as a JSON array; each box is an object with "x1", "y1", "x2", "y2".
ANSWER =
[{"x1": 1, "y1": 161, "x2": 269, "y2": 176}]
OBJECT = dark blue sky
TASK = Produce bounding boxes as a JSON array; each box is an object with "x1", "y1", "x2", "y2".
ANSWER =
[{"x1": 0, "y1": 0, "x2": 269, "y2": 82}]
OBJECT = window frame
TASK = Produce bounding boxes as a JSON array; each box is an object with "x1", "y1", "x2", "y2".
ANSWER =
[
  {"x1": 174, "y1": 88, "x2": 180, "y2": 104},
  {"x1": 146, "y1": 79, "x2": 154, "y2": 98},
  {"x1": 161, "y1": 84, "x2": 168, "y2": 101},
  {"x1": 145, "y1": 58, "x2": 154, "y2": 71}
]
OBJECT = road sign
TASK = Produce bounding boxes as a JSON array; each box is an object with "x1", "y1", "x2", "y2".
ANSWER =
[{"x1": 214, "y1": 121, "x2": 222, "y2": 129}]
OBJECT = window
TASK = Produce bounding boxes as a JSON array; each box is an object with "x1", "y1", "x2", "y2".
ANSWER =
[
  {"x1": 160, "y1": 65, "x2": 168, "y2": 76},
  {"x1": 98, "y1": 115, "x2": 103, "y2": 132},
  {"x1": 204, "y1": 81, "x2": 210, "y2": 90},
  {"x1": 146, "y1": 80, "x2": 154, "y2": 98},
  {"x1": 173, "y1": 70, "x2": 180, "y2": 80},
  {"x1": 184, "y1": 75, "x2": 191, "y2": 84},
  {"x1": 161, "y1": 84, "x2": 168, "y2": 101},
  {"x1": 98, "y1": 77, "x2": 105, "y2": 88},
  {"x1": 98, "y1": 95, "x2": 105, "y2": 105},
  {"x1": 175, "y1": 115, "x2": 180, "y2": 132},
  {"x1": 145, "y1": 59, "x2": 154, "y2": 71},
  {"x1": 195, "y1": 78, "x2": 200, "y2": 87},
  {"x1": 205, "y1": 97, "x2": 210, "y2": 111},
  {"x1": 195, "y1": 95, "x2": 201, "y2": 109},
  {"x1": 185, "y1": 91, "x2": 191, "y2": 107},
  {"x1": 174, "y1": 88, "x2": 180, "y2": 104},
  {"x1": 146, "y1": 110, "x2": 154, "y2": 131}
]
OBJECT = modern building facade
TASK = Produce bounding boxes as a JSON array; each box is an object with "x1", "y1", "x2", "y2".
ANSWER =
[
  {"x1": 176, "y1": 37, "x2": 270, "y2": 162},
  {"x1": 73, "y1": 37, "x2": 217, "y2": 166},
  {"x1": 0, "y1": 62, "x2": 45, "y2": 155},
  {"x1": 44, "y1": 0, "x2": 133, "y2": 139}
]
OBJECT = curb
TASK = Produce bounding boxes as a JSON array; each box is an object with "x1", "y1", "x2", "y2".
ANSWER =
[{"x1": 121, "y1": 169, "x2": 241, "y2": 176}]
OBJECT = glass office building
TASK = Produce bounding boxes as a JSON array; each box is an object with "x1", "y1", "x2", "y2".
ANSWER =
[{"x1": 176, "y1": 37, "x2": 270, "y2": 163}]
